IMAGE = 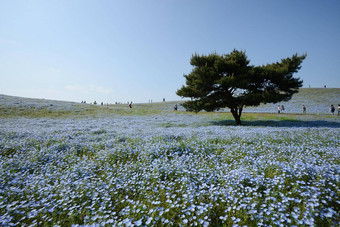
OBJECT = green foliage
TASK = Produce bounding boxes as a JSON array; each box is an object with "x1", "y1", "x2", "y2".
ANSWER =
[{"x1": 177, "y1": 49, "x2": 306, "y2": 125}]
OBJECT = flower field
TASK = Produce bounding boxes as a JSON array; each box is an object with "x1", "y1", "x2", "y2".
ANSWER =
[{"x1": 0, "y1": 90, "x2": 339, "y2": 226}]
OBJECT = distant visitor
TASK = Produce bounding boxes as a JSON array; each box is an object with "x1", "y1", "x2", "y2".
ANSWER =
[
  {"x1": 302, "y1": 105, "x2": 306, "y2": 114},
  {"x1": 330, "y1": 104, "x2": 335, "y2": 115},
  {"x1": 174, "y1": 104, "x2": 178, "y2": 111}
]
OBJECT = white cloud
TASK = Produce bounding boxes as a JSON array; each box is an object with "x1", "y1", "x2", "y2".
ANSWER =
[
  {"x1": 89, "y1": 85, "x2": 112, "y2": 94},
  {"x1": 48, "y1": 67, "x2": 62, "y2": 73},
  {"x1": 65, "y1": 84, "x2": 112, "y2": 94},
  {"x1": 0, "y1": 38, "x2": 20, "y2": 47},
  {"x1": 65, "y1": 84, "x2": 86, "y2": 92}
]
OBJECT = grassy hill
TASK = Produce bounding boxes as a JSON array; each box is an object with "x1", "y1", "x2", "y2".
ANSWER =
[
  {"x1": 243, "y1": 88, "x2": 340, "y2": 114},
  {"x1": 1, "y1": 88, "x2": 339, "y2": 118}
]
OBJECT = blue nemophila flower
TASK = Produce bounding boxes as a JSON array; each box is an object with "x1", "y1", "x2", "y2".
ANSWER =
[
  {"x1": 146, "y1": 217, "x2": 153, "y2": 225},
  {"x1": 134, "y1": 218, "x2": 143, "y2": 226},
  {"x1": 1, "y1": 114, "x2": 339, "y2": 226}
]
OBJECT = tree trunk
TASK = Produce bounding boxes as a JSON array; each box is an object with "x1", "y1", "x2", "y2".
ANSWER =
[
  {"x1": 234, "y1": 114, "x2": 242, "y2": 125},
  {"x1": 231, "y1": 108, "x2": 242, "y2": 125}
]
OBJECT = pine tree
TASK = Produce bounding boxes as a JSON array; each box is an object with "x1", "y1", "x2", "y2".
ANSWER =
[{"x1": 176, "y1": 49, "x2": 306, "y2": 125}]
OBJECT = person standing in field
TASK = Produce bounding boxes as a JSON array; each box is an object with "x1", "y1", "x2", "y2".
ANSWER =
[
  {"x1": 277, "y1": 105, "x2": 281, "y2": 114},
  {"x1": 338, "y1": 104, "x2": 340, "y2": 116},
  {"x1": 281, "y1": 105, "x2": 285, "y2": 113},
  {"x1": 302, "y1": 105, "x2": 306, "y2": 114},
  {"x1": 174, "y1": 104, "x2": 178, "y2": 111},
  {"x1": 330, "y1": 104, "x2": 335, "y2": 115}
]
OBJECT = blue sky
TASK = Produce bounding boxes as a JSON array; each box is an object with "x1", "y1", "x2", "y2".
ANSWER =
[{"x1": 1, "y1": 0, "x2": 339, "y2": 103}]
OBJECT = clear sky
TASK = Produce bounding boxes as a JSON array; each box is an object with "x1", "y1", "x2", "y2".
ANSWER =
[{"x1": 1, "y1": 0, "x2": 339, "y2": 103}]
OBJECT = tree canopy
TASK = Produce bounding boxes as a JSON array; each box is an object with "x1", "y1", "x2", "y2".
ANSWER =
[{"x1": 176, "y1": 50, "x2": 306, "y2": 125}]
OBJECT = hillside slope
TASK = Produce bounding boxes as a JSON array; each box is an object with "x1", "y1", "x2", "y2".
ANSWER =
[
  {"x1": 241, "y1": 88, "x2": 340, "y2": 114},
  {"x1": 1, "y1": 88, "x2": 339, "y2": 116}
]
